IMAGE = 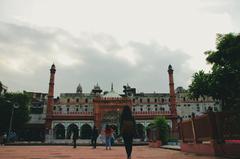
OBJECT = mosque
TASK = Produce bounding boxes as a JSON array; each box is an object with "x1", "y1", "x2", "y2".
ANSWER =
[{"x1": 44, "y1": 64, "x2": 179, "y2": 141}]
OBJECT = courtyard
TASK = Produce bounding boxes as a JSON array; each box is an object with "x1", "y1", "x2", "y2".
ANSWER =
[{"x1": 0, "y1": 146, "x2": 228, "y2": 159}]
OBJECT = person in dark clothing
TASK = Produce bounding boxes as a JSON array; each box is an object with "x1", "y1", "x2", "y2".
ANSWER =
[
  {"x1": 91, "y1": 125, "x2": 99, "y2": 148},
  {"x1": 72, "y1": 131, "x2": 78, "y2": 148},
  {"x1": 120, "y1": 106, "x2": 136, "y2": 159}
]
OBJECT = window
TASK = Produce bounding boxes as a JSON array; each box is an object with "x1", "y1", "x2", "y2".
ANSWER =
[
  {"x1": 133, "y1": 108, "x2": 135, "y2": 112},
  {"x1": 76, "y1": 108, "x2": 79, "y2": 111},
  {"x1": 85, "y1": 108, "x2": 87, "y2": 112},
  {"x1": 155, "y1": 108, "x2": 157, "y2": 111},
  {"x1": 188, "y1": 104, "x2": 190, "y2": 107},
  {"x1": 197, "y1": 106, "x2": 200, "y2": 112},
  {"x1": 85, "y1": 98, "x2": 88, "y2": 103},
  {"x1": 76, "y1": 98, "x2": 79, "y2": 103},
  {"x1": 133, "y1": 99, "x2": 135, "y2": 103},
  {"x1": 155, "y1": 98, "x2": 157, "y2": 102},
  {"x1": 147, "y1": 98, "x2": 150, "y2": 103},
  {"x1": 140, "y1": 99, "x2": 142, "y2": 103},
  {"x1": 140, "y1": 108, "x2": 143, "y2": 111},
  {"x1": 162, "y1": 98, "x2": 164, "y2": 103},
  {"x1": 53, "y1": 106, "x2": 56, "y2": 111},
  {"x1": 67, "y1": 98, "x2": 70, "y2": 103},
  {"x1": 148, "y1": 108, "x2": 151, "y2": 111},
  {"x1": 67, "y1": 107, "x2": 69, "y2": 112},
  {"x1": 183, "y1": 97, "x2": 186, "y2": 101}
]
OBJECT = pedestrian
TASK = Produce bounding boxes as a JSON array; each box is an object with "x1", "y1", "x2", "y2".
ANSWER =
[
  {"x1": 0, "y1": 133, "x2": 3, "y2": 146},
  {"x1": 72, "y1": 131, "x2": 78, "y2": 148},
  {"x1": 91, "y1": 125, "x2": 99, "y2": 148},
  {"x1": 120, "y1": 106, "x2": 136, "y2": 159},
  {"x1": 104, "y1": 124, "x2": 113, "y2": 150}
]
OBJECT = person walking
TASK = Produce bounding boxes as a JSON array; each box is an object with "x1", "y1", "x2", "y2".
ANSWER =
[
  {"x1": 72, "y1": 131, "x2": 78, "y2": 148},
  {"x1": 91, "y1": 125, "x2": 99, "y2": 148},
  {"x1": 120, "y1": 106, "x2": 136, "y2": 159},
  {"x1": 104, "y1": 124, "x2": 113, "y2": 150}
]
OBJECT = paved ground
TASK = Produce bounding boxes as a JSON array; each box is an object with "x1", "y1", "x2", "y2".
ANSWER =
[{"x1": 0, "y1": 146, "x2": 228, "y2": 159}]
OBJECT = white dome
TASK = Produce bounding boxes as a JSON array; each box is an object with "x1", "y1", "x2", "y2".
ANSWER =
[
  {"x1": 103, "y1": 83, "x2": 121, "y2": 98},
  {"x1": 103, "y1": 90, "x2": 121, "y2": 98}
]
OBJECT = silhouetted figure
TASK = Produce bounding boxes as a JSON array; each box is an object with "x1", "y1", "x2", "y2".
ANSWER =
[
  {"x1": 104, "y1": 124, "x2": 113, "y2": 150},
  {"x1": 120, "y1": 106, "x2": 136, "y2": 159},
  {"x1": 72, "y1": 131, "x2": 78, "y2": 148},
  {"x1": 91, "y1": 125, "x2": 99, "y2": 148}
]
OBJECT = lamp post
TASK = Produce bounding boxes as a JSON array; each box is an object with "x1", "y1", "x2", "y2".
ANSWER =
[{"x1": 8, "y1": 103, "x2": 19, "y2": 142}]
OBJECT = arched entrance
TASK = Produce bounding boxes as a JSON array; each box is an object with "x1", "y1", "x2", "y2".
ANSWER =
[
  {"x1": 80, "y1": 124, "x2": 92, "y2": 139},
  {"x1": 102, "y1": 111, "x2": 120, "y2": 135},
  {"x1": 53, "y1": 123, "x2": 65, "y2": 139},
  {"x1": 66, "y1": 123, "x2": 79, "y2": 139},
  {"x1": 136, "y1": 123, "x2": 145, "y2": 140}
]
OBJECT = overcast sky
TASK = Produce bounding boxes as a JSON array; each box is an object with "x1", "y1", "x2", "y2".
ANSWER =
[{"x1": 0, "y1": 0, "x2": 239, "y2": 96}]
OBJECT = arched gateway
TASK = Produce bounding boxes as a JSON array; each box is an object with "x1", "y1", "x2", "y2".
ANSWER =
[{"x1": 93, "y1": 85, "x2": 132, "y2": 129}]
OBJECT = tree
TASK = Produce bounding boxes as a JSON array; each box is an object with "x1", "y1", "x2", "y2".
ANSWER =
[
  {"x1": 149, "y1": 116, "x2": 169, "y2": 144},
  {"x1": 189, "y1": 33, "x2": 240, "y2": 112},
  {"x1": 189, "y1": 70, "x2": 210, "y2": 99},
  {"x1": 0, "y1": 93, "x2": 31, "y2": 133},
  {"x1": 0, "y1": 81, "x2": 2, "y2": 94}
]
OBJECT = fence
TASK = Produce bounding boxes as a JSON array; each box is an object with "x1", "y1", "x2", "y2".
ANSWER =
[{"x1": 179, "y1": 112, "x2": 240, "y2": 144}]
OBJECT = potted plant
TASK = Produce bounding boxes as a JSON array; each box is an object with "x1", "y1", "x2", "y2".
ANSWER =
[{"x1": 148, "y1": 116, "x2": 169, "y2": 147}]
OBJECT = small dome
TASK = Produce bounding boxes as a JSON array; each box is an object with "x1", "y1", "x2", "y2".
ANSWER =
[
  {"x1": 103, "y1": 83, "x2": 121, "y2": 98},
  {"x1": 103, "y1": 90, "x2": 121, "y2": 98}
]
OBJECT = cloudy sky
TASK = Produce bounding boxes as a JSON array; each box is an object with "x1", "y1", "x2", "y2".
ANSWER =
[{"x1": 0, "y1": 0, "x2": 239, "y2": 96}]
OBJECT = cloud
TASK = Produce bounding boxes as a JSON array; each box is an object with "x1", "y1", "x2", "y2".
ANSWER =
[{"x1": 0, "y1": 21, "x2": 193, "y2": 96}]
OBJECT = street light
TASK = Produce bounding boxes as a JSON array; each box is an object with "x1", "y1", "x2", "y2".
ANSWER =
[{"x1": 8, "y1": 102, "x2": 19, "y2": 142}]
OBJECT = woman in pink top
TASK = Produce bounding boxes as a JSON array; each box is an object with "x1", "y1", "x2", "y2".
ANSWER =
[{"x1": 104, "y1": 124, "x2": 113, "y2": 150}]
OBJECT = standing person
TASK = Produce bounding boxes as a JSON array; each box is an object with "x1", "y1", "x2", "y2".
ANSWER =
[
  {"x1": 72, "y1": 131, "x2": 78, "y2": 148},
  {"x1": 91, "y1": 125, "x2": 98, "y2": 148},
  {"x1": 104, "y1": 124, "x2": 113, "y2": 150},
  {"x1": 120, "y1": 106, "x2": 136, "y2": 159}
]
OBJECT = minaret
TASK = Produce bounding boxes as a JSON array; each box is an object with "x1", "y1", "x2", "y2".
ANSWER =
[
  {"x1": 168, "y1": 65, "x2": 178, "y2": 134},
  {"x1": 168, "y1": 64, "x2": 177, "y2": 115},
  {"x1": 45, "y1": 64, "x2": 56, "y2": 130}
]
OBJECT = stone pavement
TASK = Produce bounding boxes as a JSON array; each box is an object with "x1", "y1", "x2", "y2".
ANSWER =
[{"x1": 0, "y1": 146, "x2": 228, "y2": 159}]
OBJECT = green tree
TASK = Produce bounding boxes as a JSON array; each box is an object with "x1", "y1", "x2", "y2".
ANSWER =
[
  {"x1": 149, "y1": 116, "x2": 169, "y2": 144},
  {"x1": 0, "y1": 93, "x2": 31, "y2": 132},
  {"x1": 189, "y1": 70, "x2": 210, "y2": 99},
  {"x1": 0, "y1": 81, "x2": 2, "y2": 94},
  {"x1": 189, "y1": 33, "x2": 240, "y2": 112}
]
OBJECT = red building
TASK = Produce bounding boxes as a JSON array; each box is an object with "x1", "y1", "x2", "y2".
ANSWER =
[{"x1": 44, "y1": 64, "x2": 177, "y2": 142}]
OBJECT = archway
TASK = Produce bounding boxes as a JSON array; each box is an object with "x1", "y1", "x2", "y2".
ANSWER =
[
  {"x1": 80, "y1": 124, "x2": 92, "y2": 139},
  {"x1": 136, "y1": 123, "x2": 145, "y2": 140},
  {"x1": 66, "y1": 123, "x2": 79, "y2": 139},
  {"x1": 53, "y1": 123, "x2": 65, "y2": 139}
]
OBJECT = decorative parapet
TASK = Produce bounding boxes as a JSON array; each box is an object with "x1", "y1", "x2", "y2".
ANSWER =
[{"x1": 53, "y1": 111, "x2": 93, "y2": 116}]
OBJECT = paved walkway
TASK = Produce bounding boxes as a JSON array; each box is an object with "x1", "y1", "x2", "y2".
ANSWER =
[{"x1": 0, "y1": 146, "x2": 228, "y2": 159}]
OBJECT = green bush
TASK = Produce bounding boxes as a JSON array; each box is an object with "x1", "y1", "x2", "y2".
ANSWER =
[{"x1": 152, "y1": 116, "x2": 169, "y2": 144}]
